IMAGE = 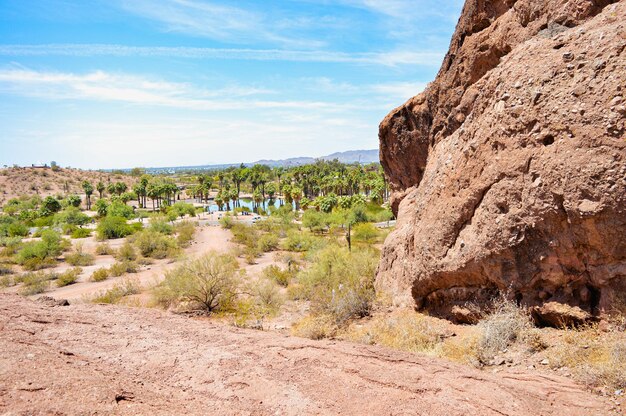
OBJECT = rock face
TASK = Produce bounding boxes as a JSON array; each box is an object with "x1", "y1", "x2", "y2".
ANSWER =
[{"x1": 377, "y1": 0, "x2": 626, "y2": 322}]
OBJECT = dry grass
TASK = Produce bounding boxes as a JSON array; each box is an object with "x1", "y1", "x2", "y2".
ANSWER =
[
  {"x1": 291, "y1": 314, "x2": 337, "y2": 340},
  {"x1": 546, "y1": 325, "x2": 626, "y2": 390}
]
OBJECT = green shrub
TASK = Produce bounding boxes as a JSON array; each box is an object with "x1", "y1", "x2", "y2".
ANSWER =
[
  {"x1": 16, "y1": 229, "x2": 66, "y2": 270},
  {"x1": 19, "y1": 271, "x2": 56, "y2": 295},
  {"x1": 219, "y1": 215, "x2": 235, "y2": 229},
  {"x1": 90, "y1": 278, "x2": 140, "y2": 304},
  {"x1": 90, "y1": 267, "x2": 110, "y2": 282},
  {"x1": 54, "y1": 207, "x2": 89, "y2": 227},
  {"x1": 175, "y1": 221, "x2": 196, "y2": 248},
  {"x1": 263, "y1": 265, "x2": 291, "y2": 287},
  {"x1": 231, "y1": 223, "x2": 259, "y2": 248},
  {"x1": 108, "y1": 261, "x2": 139, "y2": 277},
  {"x1": 7, "y1": 221, "x2": 30, "y2": 237},
  {"x1": 65, "y1": 244, "x2": 95, "y2": 266},
  {"x1": 115, "y1": 241, "x2": 137, "y2": 261},
  {"x1": 132, "y1": 230, "x2": 178, "y2": 259},
  {"x1": 149, "y1": 215, "x2": 174, "y2": 235},
  {"x1": 96, "y1": 216, "x2": 133, "y2": 240},
  {"x1": 106, "y1": 201, "x2": 134, "y2": 219},
  {"x1": 302, "y1": 210, "x2": 330, "y2": 233},
  {"x1": 70, "y1": 228, "x2": 92, "y2": 239},
  {"x1": 250, "y1": 279, "x2": 283, "y2": 314},
  {"x1": 298, "y1": 245, "x2": 378, "y2": 325},
  {"x1": 56, "y1": 267, "x2": 82, "y2": 287},
  {"x1": 95, "y1": 243, "x2": 114, "y2": 255},
  {"x1": 352, "y1": 223, "x2": 379, "y2": 243},
  {"x1": 154, "y1": 252, "x2": 239, "y2": 312},
  {"x1": 257, "y1": 233, "x2": 279, "y2": 252},
  {"x1": 282, "y1": 231, "x2": 315, "y2": 252}
]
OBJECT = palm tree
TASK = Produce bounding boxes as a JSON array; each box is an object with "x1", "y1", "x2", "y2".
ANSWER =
[
  {"x1": 82, "y1": 181, "x2": 94, "y2": 210},
  {"x1": 96, "y1": 181, "x2": 105, "y2": 199}
]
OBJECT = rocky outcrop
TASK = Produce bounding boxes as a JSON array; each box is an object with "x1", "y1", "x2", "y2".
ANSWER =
[{"x1": 377, "y1": 0, "x2": 626, "y2": 323}]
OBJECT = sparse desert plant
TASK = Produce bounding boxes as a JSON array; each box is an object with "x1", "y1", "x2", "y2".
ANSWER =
[
  {"x1": 108, "y1": 260, "x2": 139, "y2": 277},
  {"x1": 132, "y1": 229, "x2": 178, "y2": 259},
  {"x1": 149, "y1": 215, "x2": 174, "y2": 235},
  {"x1": 65, "y1": 243, "x2": 95, "y2": 266},
  {"x1": 291, "y1": 314, "x2": 337, "y2": 340},
  {"x1": 56, "y1": 267, "x2": 82, "y2": 287},
  {"x1": 90, "y1": 267, "x2": 110, "y2": 282},
  {"x1": 476, "y1": 297, "x2": 532, "y2": 363},
  {"x1": 90, "y1": 278, "x2": 141, "y2": 304},
  {"x1": 115, "y1": 241, "x2": 137, "y2": 261},
  {"x1": 70, "y1": 228, "x2": 92, "y2": 239},
  {"x1": 250, "y1": 279, "x2": 283, "y2": 314},
  {"x1": 352, "y1": 223, "x2": 379, "y2": 243},
  {"x1": 219, "y1": 215, "x2": 235, "y2": 229},
  {"x1": 174, "y1": 220, "x2": 196, "y2": 247},
  {"x1": 154, "y1": 251, "x2": 239, "y2": 312},
  {"x1": 298, "y1": 245, "x2": 377, "y2": 325},
  {"x1": 546, "y1": 326, "x2": 626, "y2": 390},
  {"x1": 263, "y1": 264, "x2": 291, "y2": 287},
  {"x1": 16, "y1": 229, "x2": 67, "y2": 270},
  {"x1": 257, "y1": 233, "x2": 279, "y2": 252},
  {"x1": 281, "y1": 230, "x2": 316, "y2": 252},
  {"x1": 18, "y1": 271, "x2": 56, "y2": 295},
  {"x1": 95, "y1": 242, "x2": 114, "y2": 255}
]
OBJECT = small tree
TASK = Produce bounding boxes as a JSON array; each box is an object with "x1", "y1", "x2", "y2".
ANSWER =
[
  {"x1": 82, "y1": 181, "x2": 94, "y2": 210},
  {"x1": 155, "y1": 252, "x2": 239, "y2": 312}
]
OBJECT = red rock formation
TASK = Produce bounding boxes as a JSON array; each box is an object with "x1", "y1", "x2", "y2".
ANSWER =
[{"x1": 377, "y1": 0, "x2": 625, "y2": 323}]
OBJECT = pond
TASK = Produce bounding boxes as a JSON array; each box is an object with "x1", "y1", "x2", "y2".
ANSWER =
[{"x1": 206, "y1": 197, "x2": 294, "y2": 212}]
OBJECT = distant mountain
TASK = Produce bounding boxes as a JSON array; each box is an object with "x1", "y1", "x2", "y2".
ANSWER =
[{"x1": 143, "y1": 149, "x2": 379, "y2": 173}]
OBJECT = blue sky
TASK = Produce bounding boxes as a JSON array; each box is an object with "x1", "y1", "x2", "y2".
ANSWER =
[{"x1": 0, "y1": 0, "x2": 463, "y2": 169}]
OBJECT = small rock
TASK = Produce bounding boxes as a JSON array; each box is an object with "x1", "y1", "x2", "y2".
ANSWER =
[
  {"x1": 540, "y1": 359, "x2": 550, "y2": 366},
  {"x1": 562, "y1": 52, "x2": 574, "y2": 62},
  {"x1": 615, "y1": 390, "x2": 623, "y2": 396}
]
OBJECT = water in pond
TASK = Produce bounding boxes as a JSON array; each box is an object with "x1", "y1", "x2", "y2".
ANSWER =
[{"x1": 206, "y1": 197, "x2": 294, "y2": 212}]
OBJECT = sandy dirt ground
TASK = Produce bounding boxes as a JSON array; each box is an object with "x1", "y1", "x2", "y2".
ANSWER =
[{"x1": 0, "y1": 294, "x2": 614, "y2": 416}]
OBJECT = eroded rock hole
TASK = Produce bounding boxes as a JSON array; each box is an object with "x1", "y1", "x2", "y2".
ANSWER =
[{"x1": 542, "y1": 135, "x2": 555, "y2": 146}]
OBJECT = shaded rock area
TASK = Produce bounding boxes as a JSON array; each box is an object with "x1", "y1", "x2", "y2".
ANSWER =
[
  {"x1": 0, "y1": 294, "x2": 612, "y2": 415},
  {"x1": 377, "y1": 0, "x2": 626, "y2": 324}
]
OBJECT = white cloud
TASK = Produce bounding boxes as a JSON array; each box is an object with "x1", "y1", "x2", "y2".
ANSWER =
[
  {"x1": 0, "y1": 68, "x2": 359, "y2": 111},
  {"x1": 0, "y1": 44, "x2": 445, "y2": 67},
  {"x1": 118, "y1": 0, "x2": 324, "y2": 48}
]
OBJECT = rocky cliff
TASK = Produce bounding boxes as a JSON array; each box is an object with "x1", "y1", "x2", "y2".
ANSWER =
[{"x1": 377, "y1": 0, "x2": 625, "y2": 324}]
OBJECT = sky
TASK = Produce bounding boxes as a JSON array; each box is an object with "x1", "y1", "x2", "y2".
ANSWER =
[{"x1": 0, "y1": 0, "x2": 464, "y2": 169}]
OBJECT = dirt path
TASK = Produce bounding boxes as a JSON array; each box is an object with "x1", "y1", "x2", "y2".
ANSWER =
[
  {"x1": 39, "y1": 224, "x2": 235, "y2": 302},
  {"x1": 0, "y1": 294, "x2": 612, "y2": 415}
]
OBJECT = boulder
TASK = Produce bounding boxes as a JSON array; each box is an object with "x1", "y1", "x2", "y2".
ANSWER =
[{"x1": 376, "y1": 0, "x2": 626, "y2": 323}]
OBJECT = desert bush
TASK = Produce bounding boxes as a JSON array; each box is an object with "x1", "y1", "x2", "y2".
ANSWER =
[
  {"x1": 108, "y1": 260, "x2": 139, "y2": 277},
  {"x1": 65, "y1": 243, "x2": 95, "y2": 266},
  {"x1": 352, "y1": 223, "x2": 379, "y2": 243},
  {"x1": 257, "y1": 233, "x2": 279, "y2": 252},
  {"x1": 0, "y1": 263, "x2": 14, "y2": 276},
  {"x1": 291, "y1": 315, "x2": 337, "y2": 340},
  {"x1": 149, "y1": 215, "x2": 173, "y2": 235},
  {"x1": 70, "y1": 228, "x2": 92, "y2": 239},
  {"x1": 154, "y1": 251, "x2": 239, "y2": 312},
  {"x1": 231, "y1": 223, "x2": 258, "y2": 248},
  {"x1": 476, "y1": 297, "x2": 532, "y2": 363},
  {"x1": 56, "y1": 267, "x2": 82, "y2": 287},
  {"x1": 19, "y1": 271, "x2": 56, "y2": 295},
  {"x1": 115, "y1": 241, "x2": 137, "y2": 261},
  {"x1": 250, "y1": 279, "x2": 283, "y2": 314},
  {"x1": 263, "y1": 264, "x2": 291, "y2": 287},
  {"x1": 95, "y1": 243, "x2": 114, "y2": 255},
  {"x1": 302, "y1": 210, "x2": 330, "y2": 233},
  {"x1": 219, "y1": 215, "x2": 235, "y2": 229},
  {"x1": 90, "y1": 267, "x2": 110, "y2": 282},
  {"x1": 90, "y1": 278, "x2": 141, "y2": 304},
  {"x1": 174, "y1": 221, "x2": 196, "y2": 247},
  {"x1": 16, "y1": 229, "x2": 66, "y2": 270},
  {"x1": 132, "y1": 229, "x2": 178, "y2": 259},
  {"x1": 54, "y1": 207, "x2": 89, "y2": 227},
  {"x1": 106, "y1": 201, "x2": 134, "y2": 219},
  {"x1": 281, "y1": 231, "x2": 316, "y2": 252},
  {"x1": 96, "y1": 216, "x2": 133, "y2": 240},
  {"x1": 297, "y1": 246, "x2": 377, "y2": 325}
]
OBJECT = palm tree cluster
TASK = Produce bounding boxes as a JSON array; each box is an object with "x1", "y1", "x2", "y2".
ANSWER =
[{"x1": 180, "y1": 160, "x2": 389, "y2": 213}]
